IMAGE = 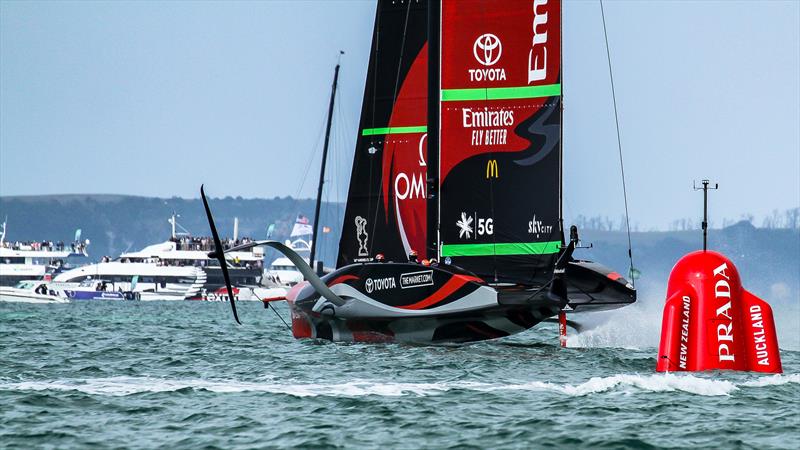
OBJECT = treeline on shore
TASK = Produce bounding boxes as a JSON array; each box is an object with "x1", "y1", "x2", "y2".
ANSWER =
[{"x1": 1, "y1": 195, "x2": 797, "y2": 302}]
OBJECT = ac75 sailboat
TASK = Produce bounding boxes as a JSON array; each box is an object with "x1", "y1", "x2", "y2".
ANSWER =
[{"x1": 202, "y1": 0, "x2": 636, "y2": 343}]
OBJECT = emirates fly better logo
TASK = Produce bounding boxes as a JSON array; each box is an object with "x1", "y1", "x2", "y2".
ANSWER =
[{"x1": 469, "y1": 34, "x2": 506, "y2": 82}]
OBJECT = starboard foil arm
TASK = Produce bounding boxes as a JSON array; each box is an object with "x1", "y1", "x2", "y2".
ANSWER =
[
  {"x1": 548, "y1": 225, "x2": 579, "y2": 304},
  {"x1": 201, "y1": 186, "x2": 346, "y2": 326},
  {"x1": 213, "y1": 239, "x2": 346, "y2": 308}
]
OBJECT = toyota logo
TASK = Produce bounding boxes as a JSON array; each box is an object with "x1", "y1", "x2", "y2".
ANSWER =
[
  {"x1": 365, "y1": 278, "x2": 374, "y2": 293},
  {"x1": 473, "y1": 33, "x2": 502, "y2": 66}
]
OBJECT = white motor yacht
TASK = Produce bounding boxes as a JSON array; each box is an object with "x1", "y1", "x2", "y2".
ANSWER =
[
  {"x1": 0, "y1": 221, "x2": 89, "y2": 287},
  {"x1": 52, "y1": 262, "x2": 205, "y2": 301}
]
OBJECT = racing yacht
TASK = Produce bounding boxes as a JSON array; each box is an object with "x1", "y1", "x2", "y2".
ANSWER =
[{"x1": 203, "y1": 0, "x2": 636, "y2": 343}]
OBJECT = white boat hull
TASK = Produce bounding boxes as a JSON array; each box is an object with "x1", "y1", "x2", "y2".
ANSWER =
[{"x1": 0, "y1": 287, "x2": 68, "y2": 304}]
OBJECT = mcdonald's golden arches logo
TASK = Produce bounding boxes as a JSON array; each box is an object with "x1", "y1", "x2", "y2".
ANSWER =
[{"x1": 486, "y1": 159, "x2": 499, "y2": 179}]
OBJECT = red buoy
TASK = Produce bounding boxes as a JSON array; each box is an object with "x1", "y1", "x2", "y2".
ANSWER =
[{"x1": 656, "y1": 250, "x2": 781, "y2": 373}]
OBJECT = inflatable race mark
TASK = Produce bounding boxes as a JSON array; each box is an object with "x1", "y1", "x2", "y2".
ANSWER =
[{"x1": 656, "y1": 250, "x2": 781, "y2": 373}]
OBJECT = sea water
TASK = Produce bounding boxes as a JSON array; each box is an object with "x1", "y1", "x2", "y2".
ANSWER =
[{"x1": 1, "y1": 299, "x2": 798, "y2": 449}]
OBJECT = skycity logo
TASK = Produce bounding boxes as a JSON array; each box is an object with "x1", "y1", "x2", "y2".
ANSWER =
[
  {"x1": 527, "y1": 214, "x2": 553, "y2": 238},
  {"x1": 470, "y1": 34, "x2": 506, "y2": 82}
]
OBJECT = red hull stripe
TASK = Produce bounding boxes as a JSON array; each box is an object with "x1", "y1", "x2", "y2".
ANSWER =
[
  {"x1": 328, "y1": 275, "x2": 360, "y2": 286},
  {"x1": 398, "y1": 275, "x2": 482, "y2": 310}
]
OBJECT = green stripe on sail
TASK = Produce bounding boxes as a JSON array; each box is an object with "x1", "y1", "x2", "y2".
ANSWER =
[
  {"x1": 441, "y1": 83, "x2": 561, "y2": 102},
  {"x1": 440, "y1": 241, "x2": 561, "y2": 257},
  {"x1": 361, "y1": 126, "x2": 427, "y2": 136}
]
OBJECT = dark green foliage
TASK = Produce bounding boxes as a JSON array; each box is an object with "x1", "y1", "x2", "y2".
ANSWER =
[{"x1": 0, "y1": 195, "x2": 344, "y2": 267}]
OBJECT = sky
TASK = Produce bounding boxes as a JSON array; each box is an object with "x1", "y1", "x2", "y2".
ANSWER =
[{"x1": 1, "y1": 0, "x2": 798, "y2": 230}]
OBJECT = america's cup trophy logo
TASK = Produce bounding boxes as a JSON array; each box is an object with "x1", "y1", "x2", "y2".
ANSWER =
[{"x1": 355, "y1": 216, "x2": 369, "y2": 256}]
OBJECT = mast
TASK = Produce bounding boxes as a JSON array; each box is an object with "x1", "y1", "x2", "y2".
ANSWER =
[
  {"x1": 559, "y1": 2, "x2": 565, "y2": 244},
  {"x1": 427, "y1": 0, "x2": 441, "y2": 260},
  {"x1": 310, "y1": 55, "x2": 342, "y2": 271}
]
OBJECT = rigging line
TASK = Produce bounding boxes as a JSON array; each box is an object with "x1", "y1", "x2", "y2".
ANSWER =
[
  {"x1": 294, "y1": 104, "x2": 330, "y2": 199},
  {"x1": 253, "y1": 293, "x2": 292, "y2": 331},
  {"x1": 600, "y1": 0, "x2": 635, "y2": 287},
  {"x1": 333, "y1": 96, "x2": 347, "y2": 232}
]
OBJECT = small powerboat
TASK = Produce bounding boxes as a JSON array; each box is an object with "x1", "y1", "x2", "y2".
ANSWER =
[{"x1": 0, "y1": 280, "x2": 68, "y2": 304}]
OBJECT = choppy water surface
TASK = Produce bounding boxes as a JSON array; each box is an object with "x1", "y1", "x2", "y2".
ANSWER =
[{"x1": 1, "y1": 301, "x2": 798, "y2": 449}]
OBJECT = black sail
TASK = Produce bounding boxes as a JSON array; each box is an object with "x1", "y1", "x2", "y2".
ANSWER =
[{"x1": 337, "y1": 0, "x2": 430, "y2": 268}]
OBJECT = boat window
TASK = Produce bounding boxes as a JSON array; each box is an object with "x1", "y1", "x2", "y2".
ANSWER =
[{"x1": 1, "y1": 257, "x2": 26, "y2": 264}]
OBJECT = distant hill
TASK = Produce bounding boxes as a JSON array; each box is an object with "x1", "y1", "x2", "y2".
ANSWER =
[
  {"x1": 575, "y1": 221, "x2": 799, "y2": 304},
  {"x1": 0, "y1": 194, "x2": 345, "y2": 267},
  {"x1": 1, "y1": 195, "x2": 797, "y2": 303}
]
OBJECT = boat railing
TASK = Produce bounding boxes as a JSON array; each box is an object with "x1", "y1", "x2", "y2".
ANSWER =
[
  {"x1": 0, "y1": 240, "x2": 87, "y2": 254},
  {"x1": 171, "y1": 236, "x2": 258, "y2": 253}
]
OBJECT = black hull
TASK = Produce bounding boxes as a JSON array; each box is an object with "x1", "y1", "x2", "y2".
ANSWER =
[
  {"x1": 285, "y1": 260, "x2": 635, "y2": 343},
  {"x1": 289, "y1": 300, "x2": 561, "y2": 343}
]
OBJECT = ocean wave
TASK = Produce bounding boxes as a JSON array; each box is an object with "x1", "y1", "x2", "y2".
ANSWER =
[
  {"x1": 2, "y1": 373, "x2": 796, "y2": 398},
  {"x1": 738, "y1": 373, "x2": 800, "y2": 387}
]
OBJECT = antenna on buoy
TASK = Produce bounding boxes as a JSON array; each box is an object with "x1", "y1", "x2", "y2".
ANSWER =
[{"x1": 693, "y1": 179, "x2": 718, "y2": 251}]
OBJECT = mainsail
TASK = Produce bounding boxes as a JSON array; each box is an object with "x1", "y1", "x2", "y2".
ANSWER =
[
  {"x1": 437, "y1": 0, "x2": 563, "y2": 284},
  {"x1": 340, "y1": 0, "x2": 563, "y2": 285},
  {"x1": 337, "y1": 0, "x2": 430, "y2": 267}
]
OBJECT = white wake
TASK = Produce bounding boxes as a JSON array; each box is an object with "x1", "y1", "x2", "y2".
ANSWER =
[{"x1": 1, "y1": 373, "x2": 796, "y2": 398}]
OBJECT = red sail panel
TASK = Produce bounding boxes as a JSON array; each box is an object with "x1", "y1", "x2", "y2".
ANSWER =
[
  {"x1": 381, "y1": 44, "x2": 428, "y2": 259},
  {"x1": 440, "y1": 0, "x2": 561, "y2": 179}
]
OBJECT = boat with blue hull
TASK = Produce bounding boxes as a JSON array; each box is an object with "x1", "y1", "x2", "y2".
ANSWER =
[{"x1": 58, "y1": 279, "x2": 138, "y2": 301}]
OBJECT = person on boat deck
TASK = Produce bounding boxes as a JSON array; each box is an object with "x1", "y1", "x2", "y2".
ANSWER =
[{"x1": 408, "y1": 250, "x2": 418, "y2": 263}]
